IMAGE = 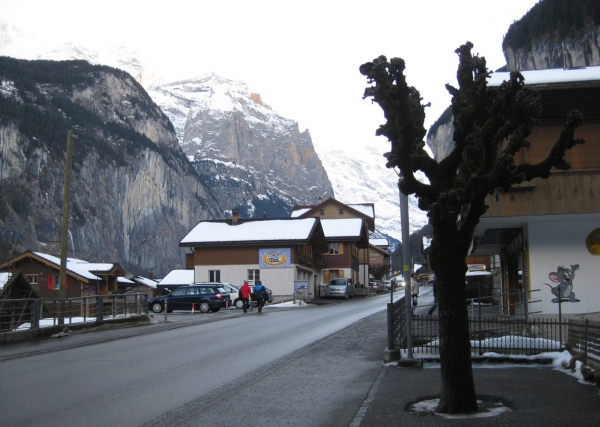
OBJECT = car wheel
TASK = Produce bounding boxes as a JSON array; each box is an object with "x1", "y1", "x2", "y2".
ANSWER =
[
  {"x1": 344, "y1": 292, "x2": 349, "y2": 300},
  {"x1": 151, "y1": 302, "x2": 163, "y2": 313},
  {"x1": 210, "y1": 307, "x2": 220, "y2": 313},
  {"x1": 235, "y1": 299, "x2": 245, "y2": 309},
  {"x1": 199, "y1": 301, "x2": 210, "y2": 313}
]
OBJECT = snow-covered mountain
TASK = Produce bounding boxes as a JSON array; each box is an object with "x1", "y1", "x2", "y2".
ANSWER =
[{"x1": 0, "y1": 22, "x2": 429, "y2": 245}]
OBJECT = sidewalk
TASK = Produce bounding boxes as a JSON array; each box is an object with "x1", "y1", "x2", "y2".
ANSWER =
[
  {"x1": 359, "y1": 362, "x2": 600, "y2": 426},
  {"x1": 356, "y1": 287, "x2": 600, "y2": 426}
]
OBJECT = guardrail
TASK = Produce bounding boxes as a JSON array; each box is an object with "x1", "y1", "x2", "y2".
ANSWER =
[{"x1": 0, "y1": 294, "x2": 148, "y2": 333}]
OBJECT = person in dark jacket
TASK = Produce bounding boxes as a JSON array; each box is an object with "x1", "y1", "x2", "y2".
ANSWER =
[
  {"x1": 239, "y1": 280, "x2": 252, "y2": 313},
  {"x1": 253, "y1": 280, "x2": 268, "y2": 313}
]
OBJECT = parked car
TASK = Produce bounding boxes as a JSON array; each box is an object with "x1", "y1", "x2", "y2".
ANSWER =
[
  {"x1": 148, "y1": 283, "x2": 230, "y2": 313},
  {"x1": 382, "y1": 280, "x2": 392, "y2": 291},
  {"x1": 327, "y1": 278, "x2": 354, "y2": 299}
]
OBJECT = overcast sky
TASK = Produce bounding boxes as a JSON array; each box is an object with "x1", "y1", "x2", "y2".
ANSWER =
[{"x1": 3, "y1": 0, "x2": 540, "y2": 153}]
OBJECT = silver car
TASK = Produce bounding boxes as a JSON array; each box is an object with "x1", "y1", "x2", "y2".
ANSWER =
[{"x1": 327, "y1": 278, "x2": 354, "y2": 299}]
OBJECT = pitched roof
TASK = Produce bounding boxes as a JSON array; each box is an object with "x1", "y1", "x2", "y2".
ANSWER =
[
  {"x1": 33, "y1": 252, "x2": 122, "y2": 281},
  {"x1": 132, "y1": 276, "x2": 160, "y2": 288},
  {"x1": 159, "y1": 269, "x2": 194, "y2": 286},
  {"x1": 321, "y1": 218, "x2": 364, "y2": 239},
  {"x1": 180, "y1": 217, "x2": 321, "y2": 245},
  {"x1": 488, "y1": 66, "x2": 600, "y2": 88},
  {"x1": 291, "y1": 197, "x2": 375, "y2": 231},
  {"x1": 370, "y1": 238, "x2": 389, "y2": 248}
]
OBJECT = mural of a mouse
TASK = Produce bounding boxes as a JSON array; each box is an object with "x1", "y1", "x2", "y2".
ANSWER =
[{"x1": 544, "y1": 264, "x2": 580, "y2": 303}]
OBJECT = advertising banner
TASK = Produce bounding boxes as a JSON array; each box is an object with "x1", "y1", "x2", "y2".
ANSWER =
[{"x1": 259, "y1": 248, "x2": 291, "y2": 268}]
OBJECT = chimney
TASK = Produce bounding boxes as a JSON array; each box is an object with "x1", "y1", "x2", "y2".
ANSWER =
[
  {"x1": 318, "y1": 196, "x2": 323, "y2": 204},
  {"x1": 232, "y1": 209, "x2": 239, "y2": 225}
]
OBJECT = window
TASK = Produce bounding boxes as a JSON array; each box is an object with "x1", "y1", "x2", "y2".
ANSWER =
[
  {"x1": 319, "y1": 209, "x2": 324, "y2": 215},
  {"x1": 47, "y1": 275, "x2": 68, "y2": 290},
  {"x1": 329, "y1": 243, "x2": 344, "y2": 255},
  {"x1": 248, "y1": 269, "x2": 260, "y2": 283},
  {"x1": 209, "y1": 270, "x2": 220, "y2": 282},
  {"x1": 26, "y1": 274, "x2": 38, "y2": 285},
  {"x1": 339, "y1": 208, "x2": 344, "y2": 215}
]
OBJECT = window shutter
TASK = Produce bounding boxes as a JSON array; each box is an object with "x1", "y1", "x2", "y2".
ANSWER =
[
  {"x1": 47, "y1": 275, "x2": 54, "y2": 290},
  {"x1": 339, "y1": 269, "x2": 344, "y2": 278},
  {"x1": 324, "y1": 270, "x2": 330, "y2": 283},
  {"x1": 339, "y1": 243, "x2": 344, "y2": 254}
]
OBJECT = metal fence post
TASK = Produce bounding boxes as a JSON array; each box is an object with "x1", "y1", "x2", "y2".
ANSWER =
[
  {"x1": 387, "y1": 303, "x2": 394, "y2": 350},
  {"x1": 96, "y1": 295, "x2": 104, "y2": 322},
  {"x1": 584, "y1": 318, "x2": 589, "y2": 364},
  {"x1": 32, "y1": 299, "x2": 40, "y2": 329}
]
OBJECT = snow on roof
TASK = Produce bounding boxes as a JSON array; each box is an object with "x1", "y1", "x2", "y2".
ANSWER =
[
  {"x1": 117, "y1": 276, "x2": 135, "y2": 284},
  {"x1": 348, "y1": 204, "x2": 374, "y2": 218},
  {"x1": 159, "y1": 269, "x2": 194, "y2": 285},
  {"x1": 370, "y1": 238, "x2": 389, "y2": 247},
  {"x1": 0, "y1": 271, "x2": 11, "y2": 290},
  {"x1": 33, "y1": 252, "x2": 103, "y2": 281},
  {"x1": 321, "y1": 218, "x2": 363, "y2": 238},
  {"x1": 180, "y1": 218, "x2": 318, "y2": 244},
  {"x1": 133, "y1": 276, "x2": 159, "y2": 288},
  {"x1": 290, "y1": 208, "x2": 310, "y2": 218},
  {"x1": 488, "y1": 66, "x2": 600, "y2": 87}
]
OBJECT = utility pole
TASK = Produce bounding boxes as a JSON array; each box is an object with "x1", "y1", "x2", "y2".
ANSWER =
[
  {"x1": 58, "y1": 130, "x2": 73, "y2": 325},
  {"x1": 397, "y1": 177, "x2": 422, "y2": 368}
]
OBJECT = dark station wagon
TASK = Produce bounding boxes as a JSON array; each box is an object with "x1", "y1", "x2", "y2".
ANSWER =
[{"x1": 148, "y1": 284, "x2": 230, "y2": 313}]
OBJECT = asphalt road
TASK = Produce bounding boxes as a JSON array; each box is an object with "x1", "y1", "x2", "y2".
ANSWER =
[{"x1": 0, "y1": 293, "x2": 398, "y2": 427}]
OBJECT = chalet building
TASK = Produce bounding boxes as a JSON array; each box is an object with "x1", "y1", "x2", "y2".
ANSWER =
[
  {"x1": 359, "y1": 240, "x2": 391, "y2": 286},
  {"x1": 0, "y1": 251, "x2": 128, "y2": 298},
  {"x1": 180, "y1": 213, "x2": 329, "y2": 298},
  {"x1": 469, "y1": 66, "x2": 600, "y2": 318},
  {"x1": 291, "y1": 198, "x2": 372, "y2": 286}
]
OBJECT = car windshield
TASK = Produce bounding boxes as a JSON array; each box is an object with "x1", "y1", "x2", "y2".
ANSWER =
[
  {"x1": 216, "y1": 287, "x2": 227, "y2": 294},
  {"x1": 329, "y1": 279, "x2": 348, "y2": 286}
]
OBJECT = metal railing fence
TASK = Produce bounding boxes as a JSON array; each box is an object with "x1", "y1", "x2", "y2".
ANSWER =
[
  {"x1": 0, "y1": 294, "x2": 148, "y2": 332},
  {"x1": 408, "y1": 315, "x2": 564, "y2": 356},
  {"x1": 387, "y1": 292, "x2": 569, "y2": 357},
  {"x1": 567, "y1": 318, "x2": 600, "y2": 368}
]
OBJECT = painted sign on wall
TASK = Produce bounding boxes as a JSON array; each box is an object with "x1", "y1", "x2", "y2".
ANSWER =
[
  {"x1": 259, "y1": 248, "x2": 291, "y2": 268},
  {"x1": 544, "y1": 264, "x2": 580, "y2": 303}
]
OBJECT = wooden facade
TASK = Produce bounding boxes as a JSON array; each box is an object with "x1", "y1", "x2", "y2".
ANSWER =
[
  {"x1": 472, "y1": 70, "x2": 600, "y2": 316},
  {"x1": 292, "y1": 198, "x2": 371, "y2": 285},
  {"x1": 0, "y1": 251, "x2": 126, "y2": 298}
]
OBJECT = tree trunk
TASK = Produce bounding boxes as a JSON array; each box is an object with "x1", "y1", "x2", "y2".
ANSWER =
[{"x1": 430, "y1": 222, "x2": 478, "y2": 414}]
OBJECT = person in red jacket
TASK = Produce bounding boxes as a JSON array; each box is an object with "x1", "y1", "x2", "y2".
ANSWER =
[{"x1": 239, "y1": 280, "x2": 252, "y2": 313}]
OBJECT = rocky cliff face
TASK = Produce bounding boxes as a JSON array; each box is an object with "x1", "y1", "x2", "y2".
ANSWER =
[
  {"x1": 426, "y1": 110, "x2": 454, "y2": 162},
  {"x1": 0, "y1": 58, "x2": 220, "y2": 277},
  {"x1": 504, "y1": 27, "x2": 600, "y2": 71},
  {"x1": 148, "y1": 75, "x2": 334, "y2": 218}
]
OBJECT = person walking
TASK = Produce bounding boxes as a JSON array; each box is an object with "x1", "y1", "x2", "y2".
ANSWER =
[
  {"x1": 253, "y1": 280, "x2": 268, "y2": 313},
  {"x1": 410, "y1": 273, "x2": 420, "y2": 310},
  {"x1": 239, "y1": 280, "x2": 252, "y2": 313}
]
